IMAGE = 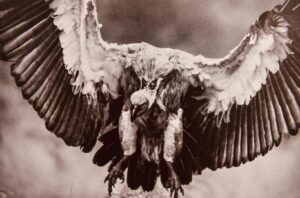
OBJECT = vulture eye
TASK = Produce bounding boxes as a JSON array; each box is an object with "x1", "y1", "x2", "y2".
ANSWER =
[
  {"x1": 149, "y1": 79, "x2": 157, "y2": 90},
  {"x1": 141, "y1": 78, "x2": 147, "y2": 89}
]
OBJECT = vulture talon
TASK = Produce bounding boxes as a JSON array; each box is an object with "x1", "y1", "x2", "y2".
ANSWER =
[
  {"x1": 165, "y1": 161, "x2": 184, "y2": 198},
  {"x1": 167, "y1": 174, "x2": 184, "y2": 198},
  {"x1": 104, "y1": 167, "x2": 125, "y2": 196}
]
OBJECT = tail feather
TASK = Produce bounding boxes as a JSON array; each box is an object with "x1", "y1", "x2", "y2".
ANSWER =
[
  {"x1": 127, "y1": 154, "x2": 143, "y2": 190},
  {"x1": 127, "y1": 151, "x2": 158, "y2": 192},
  {"x1": 159, "y1": 160, "x2": 169, "y2": 189},
  {"x1": 141, "y1": 161, "x2": 158, "y2": 191}
]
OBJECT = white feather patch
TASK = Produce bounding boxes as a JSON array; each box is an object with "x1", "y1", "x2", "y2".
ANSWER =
[
  {"x1": 119, "y1": 110, "x2": 138, "y2": 156},
  {"x1": 49, "y1": 0, "x2": 122, "y2": 99},
  {"x1": 163, "y1": 109, "x2": 183, "y2": 162},
  {"x1": 200, "y1": 16, "x2": 292, "y2": 114}
]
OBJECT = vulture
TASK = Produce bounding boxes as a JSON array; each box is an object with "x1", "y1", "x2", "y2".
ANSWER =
[{"x1": 1, "y1": 0, "x2": 300, "y2": 197}]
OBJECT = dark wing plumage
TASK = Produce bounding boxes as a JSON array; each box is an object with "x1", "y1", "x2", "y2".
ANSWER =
[
  {"x1": 0, "y1": 0, "x2": 122, "y2": 152},
  {"x1": 182, "y1": 0, "x2": 300, "y2": 175}
]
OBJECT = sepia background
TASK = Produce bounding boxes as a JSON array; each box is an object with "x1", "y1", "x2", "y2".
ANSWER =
[{"x1": 1, "y1": 0, "x2": 300, "y2": 197}]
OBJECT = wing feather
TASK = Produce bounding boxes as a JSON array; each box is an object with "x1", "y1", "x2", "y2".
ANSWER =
[
  {"x1": 279, "y1": 70, "x2": 300, "y2": 125},
  {"x1": 210, "y1": 122, "x2": 222, "y2": 170},
  {"x1": 256, "y1": 91, "x2": 268, "y2": 155},
  {"x1": 241, "y1": 105, "x2": 249, "y2": 162},
  {"x1": 245, "y1": 104, "x2": 254, "y2": 161},
  {"x1": 218, "y1": 121, "x2": 228, "y2": 168},
  {"x1": 233, "y1": 105, "x2": 242, "y2": 167},
  {"x1": 0, "y1": 0, "x2": 123, "y2": 152},
  {"x1": 225, "y1": 105, "x2": 237, "y2": 168},
  {"x1": 263, "y1": 85, "x2": 280, "y2": 146},
  {"x1": 183, "y1": 0, "x2": 300, "y2": 172},
  {"x1": 261, "y1": 87, "x2": 274, "y2": 149}
]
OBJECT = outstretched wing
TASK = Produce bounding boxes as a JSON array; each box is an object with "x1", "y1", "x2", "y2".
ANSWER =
[
  {"x1": 181, "y1": 0, "x2": 300, "y2": 176},
  {"x1": 0, "y1": 0, "x2": 123, "y2": 152}
]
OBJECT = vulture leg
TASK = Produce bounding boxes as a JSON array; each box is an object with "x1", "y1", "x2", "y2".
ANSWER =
[
  {"x1": 163, "y1": 108, "x2": 184, "y2": 198},
  {"x1": 119, "y1": 108, "x2": 138, "y2": 156},
  {"x1": 104, "y1": 107, "x2": 138, "y2": 195},
  {"x1": 165, "y1": 161, "x2": 184, "y2": 198}
]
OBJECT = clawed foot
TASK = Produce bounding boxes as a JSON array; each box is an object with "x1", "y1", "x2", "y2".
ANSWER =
[
  {"x1": 166, "y1": 174, "x2": 184, "y2": 198},
  {"x1": 104, "y1": 167, "x2": 125, "y2": 196}
]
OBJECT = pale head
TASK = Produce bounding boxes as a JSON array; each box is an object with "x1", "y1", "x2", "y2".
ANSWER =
[{"x1": 127, "y1": 43, "x2": 175, "y2": 120}]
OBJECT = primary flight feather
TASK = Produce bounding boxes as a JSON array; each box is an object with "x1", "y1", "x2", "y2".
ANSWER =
[{"x1": 1, "y1": 0, "x2": 300, "y2": 197}]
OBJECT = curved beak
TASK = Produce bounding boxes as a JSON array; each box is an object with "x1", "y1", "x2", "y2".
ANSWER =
[
  {"x1": 130, "y1": 103, "x2": 148, "y2": 122},
  {"x1": 130, "y1": 105, "x2": 138, "y2": 122}
]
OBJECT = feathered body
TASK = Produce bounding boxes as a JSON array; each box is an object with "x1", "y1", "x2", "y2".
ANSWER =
[
  {"x1": 119, "y1": 49, "x2": 190, "y2": 164},
  {"x1": 135, "y1": 103, "x2": 167, "y2": 163}
]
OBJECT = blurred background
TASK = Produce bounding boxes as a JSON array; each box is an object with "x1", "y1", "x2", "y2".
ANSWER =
[{"x1": 1, "y1": 0, "x2": 300, "y2": 197}]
